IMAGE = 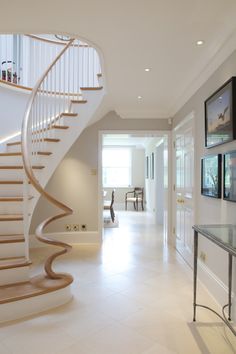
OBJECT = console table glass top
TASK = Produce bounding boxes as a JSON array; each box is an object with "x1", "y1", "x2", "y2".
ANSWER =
[{"x1": 193, "y1": 224, "x2": 236, "y2": 255}]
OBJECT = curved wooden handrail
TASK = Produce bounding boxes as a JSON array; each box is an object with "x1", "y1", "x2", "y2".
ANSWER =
[
  {"x1": 26, "y1": 34, "x2": 89, "y2": 47},
  {"x1": 21, "y1": 39, "x2": 75, "y2": 280}
]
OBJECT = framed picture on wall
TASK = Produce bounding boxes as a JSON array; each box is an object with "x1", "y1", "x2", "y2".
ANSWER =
[
  {"x1": 205, "y1": 77, "x2": 236, "y2": 148},
  {"x1": 145, "y1": 156, "x2": 149, "y2": 179},
  {"x1": 201, "y1": 154, "x2": 221, "y2": 198},
  {"x1": 223, "y1": 150, "x2": 236, "y2": 202}
]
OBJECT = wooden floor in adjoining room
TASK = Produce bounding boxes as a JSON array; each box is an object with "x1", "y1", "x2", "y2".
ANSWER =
[{"x1": 0, "y1": 211, "x2": 235, "y2": 354}]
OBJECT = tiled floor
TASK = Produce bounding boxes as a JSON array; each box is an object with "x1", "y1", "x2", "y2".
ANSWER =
[{"x1": 1, "y1": 211, "x2": 236, "y2": 353}]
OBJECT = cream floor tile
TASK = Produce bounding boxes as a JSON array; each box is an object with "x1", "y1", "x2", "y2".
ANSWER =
[
  {"x1": 1, "y1": 323, "x2": 76, "y2": 354},
  {"x1": 142, "y1": 342, "x2": 177, "y2": 354},
  {"x1": 72, "y1": 281, "x2": 118, "y2": 306},
  {"x1": 54, "y1": 308, "x2": 114, "y2": 341},
  {"x1": 68, "y1": 322, "x2": 157, "y2": 354},
  {"x1": 90, "y1": 272, "x2": 144, "y2": 292},
  {"x1": 0, "y1": 342, "x2": 14, "y2": 354},
  {"x1": 88, "y1": 292, "x2": 145, "y2": 321}
]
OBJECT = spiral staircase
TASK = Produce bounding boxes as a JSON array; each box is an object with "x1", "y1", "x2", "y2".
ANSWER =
[{"x1": 0, "y1": 35, "x2": 104, "y2": 322}]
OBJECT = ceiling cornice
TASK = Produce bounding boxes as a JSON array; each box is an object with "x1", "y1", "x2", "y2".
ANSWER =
[{"x1": 168, "y1": 28, "x2": 236, "y2": 117}]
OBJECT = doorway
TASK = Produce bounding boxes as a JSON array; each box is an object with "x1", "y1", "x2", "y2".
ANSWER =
[{"x1": 98, "y1": 131, "x2": 171, "y2": 243}]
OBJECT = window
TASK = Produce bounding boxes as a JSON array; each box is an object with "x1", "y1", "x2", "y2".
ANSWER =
[{"x1": 103, "y1": 148, "x2": 131, "y2": 187}]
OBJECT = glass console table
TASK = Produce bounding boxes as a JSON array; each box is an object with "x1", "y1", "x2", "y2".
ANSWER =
[{"x1": 192, "y1": 225, "x2": 236, "y2": 336}]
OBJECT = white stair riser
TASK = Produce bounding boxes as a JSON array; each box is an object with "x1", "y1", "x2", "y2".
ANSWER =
[
  {"x1": 0, "y1": 265, "x2": 29, "y2": 286},
  {"x1": 0, "y1": 286, "x2": 72, "y2": 322},
  {"x1": 0, "y1": 169, "x2": 42, "y2": 180},
  {"x1": 0, "y1": 156, "x2": 23, "y2": 165},
  {"x1": 0, "y1": 201, "x2": 24, "y2": 214},
  {"x1": 0, "y1": 220, "x2": 23, "y2": 234},
  {"x1": 6, "y1": 145, "x2": 21, "y2": 153},
  {"x1": 0, "y1": 242, "x2": 25, "y2": 258},
  {"x1": 0, "y1": 185, "x2": 25, "y2": 197}
]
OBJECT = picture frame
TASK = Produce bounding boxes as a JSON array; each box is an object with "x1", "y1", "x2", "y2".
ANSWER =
[
  {"x1": 223, "y1": 150, "x2": 236, "y2": 202},
  {"x1": 205, "y1": 77, "x2": 236, "y2": 148},
  {"x1": 201, "y1": 154, "x2": 221, "y2": 198}
]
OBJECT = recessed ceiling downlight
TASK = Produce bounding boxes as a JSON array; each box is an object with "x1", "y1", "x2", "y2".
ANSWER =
[
  {"x1": 145, "y1": 68, "x2": 151, "y2": 72},
  {"x1": 138, "y1": 96, "x2": 142, "y2": 99},
  {"x1": 196, "y1": 40, "x2": 204, "y2": 46}
]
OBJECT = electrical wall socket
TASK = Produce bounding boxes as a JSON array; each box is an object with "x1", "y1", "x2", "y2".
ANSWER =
[
  {"x1": 200, "y1": 251, "x2": 206, "y2": 262},
  {"x1": 66, "y1": 224, "x2": 71, "y2": 231},
  {"x1": 66, "y1": 224, "x2": 79, "y2": 231},
  {"x1": 81, "y1": 224, "x2": 87, "y2": 231},
  {"x1": 73, "y1": 224, "x2": 79, "y2": 231}
]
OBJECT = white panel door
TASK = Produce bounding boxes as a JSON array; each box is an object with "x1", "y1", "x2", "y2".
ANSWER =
[{"x1": 173, "y1": 117, "x2": 194, "y2": 266}]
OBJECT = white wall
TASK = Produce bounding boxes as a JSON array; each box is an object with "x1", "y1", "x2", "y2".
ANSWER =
[
  {"x1": 173, "y1": 48, "x2": 236, "y2": 310},
  {"x1": 30, "y1": 111, "x2": 170, "y2": 233}
]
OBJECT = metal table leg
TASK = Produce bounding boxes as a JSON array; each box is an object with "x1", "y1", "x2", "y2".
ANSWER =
[
  {"x1": 228, "y1": 253, "x2": 232, "y2": 321},
  {"x1": 193, "y1": 230, "x2": 198, "y2": 322}
]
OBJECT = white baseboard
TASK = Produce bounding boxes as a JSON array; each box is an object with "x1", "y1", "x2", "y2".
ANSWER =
[
  {"x1": 30, "y1": 231, "x2": 101, "y2": 248},
  {"x1": 198, "y1": 260, "x2": 236, "y2": 320},
  {"x1": 198, "y1": 260, "x2": 229, "y2": 307}
]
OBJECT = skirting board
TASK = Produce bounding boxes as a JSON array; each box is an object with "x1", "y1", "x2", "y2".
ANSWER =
[
  {"x1": 30, "y1": 231, "x2": 101, "y2": 248},
  {"x1": 197, "y1": 259, "x2": 233, "y2": 309}
]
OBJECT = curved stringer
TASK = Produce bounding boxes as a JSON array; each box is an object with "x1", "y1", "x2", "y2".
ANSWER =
[{"x1": 21, "y1": 38, "x2": 76, "y2": 282}]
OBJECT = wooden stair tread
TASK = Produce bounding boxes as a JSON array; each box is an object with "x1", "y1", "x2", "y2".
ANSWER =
[
  {"x1": 6, "y1": 142, "x2": 21, "y2": 147},
  {"x1": 7, "y1": 138, "x2": 60, "y2": 145},
  {"x1": 0, "y1": 257, "x2": 31, "y2": 270},
  {"x1": 60, "y1": 112, "x2": 78, "y2": 117},
  {"x1": 0, "y1": 151, "x2": 52, "y2": 156},
  {"x1": 0, "y1": 274, "x2": 73, "y2": 304},
  {"x1": 0, "y1": 181, "x2": 23, "y2": 185},
  {"x1": 32, "y1": 125, "x2": 69, "y2": 134},
  {"x1": 0, "y1": 152, "x2": 22, "y2": 157},
  {"x1": 50, "y1": 125, "x2": 69, "y2": 130},
  {"x1": 43, "y1": 138, "x2": 60, "y2": 142},
  {"x1": 0, "y1": 196, "x2": 33, "y2": 202},
  {"x1": 71, "y1": 99, "x2": 87, "y2": 104},
  {"x1": 0, "y1": 214, "x2": 23, "y2": 221},
  {"x1": 37, "y1": 151, "x2": 52, "y2": 156},
  {"x1": 0, "y1": 235, "x2": 24, "y2": 243},
  {"x1": 0, "y1": 165, "x2": 44, "y2": 170},
  {"x1": 80, "y1": 86, "x2": 103, "y2": 91}
]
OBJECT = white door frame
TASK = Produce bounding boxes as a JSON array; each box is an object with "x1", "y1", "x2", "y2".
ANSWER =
[
  {"x1": 98, "y1": 130, "x2": 172, "y2": 243},
  {"x1": 172, "y1": 111, "x2": 195, "y2": 253}
]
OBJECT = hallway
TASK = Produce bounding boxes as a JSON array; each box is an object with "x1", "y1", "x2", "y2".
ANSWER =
[{"x1": 0, "y1": 212, "x2": 235, "y2": 353}]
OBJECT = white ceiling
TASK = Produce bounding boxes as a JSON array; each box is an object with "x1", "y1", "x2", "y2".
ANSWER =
[{"x1": 2, "y1": 0, "x2": 236, "y2": 119}]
